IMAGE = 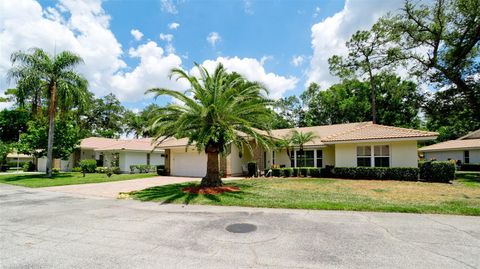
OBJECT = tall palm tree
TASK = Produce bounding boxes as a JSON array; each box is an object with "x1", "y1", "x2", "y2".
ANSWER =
[
  {"x1": 8, "y1": 48, "x2": 88, "y2": 177},
  {"x1": 289, "y1": 130, "x2": 318, "y2": 167},
  {"x1": 147, "y1": 63, "x2": 273, "y2": 187}
]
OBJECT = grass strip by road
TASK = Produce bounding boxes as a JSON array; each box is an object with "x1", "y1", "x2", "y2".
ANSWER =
[
  {"x1": 0, "y1": 172, "x2": 157, "y2": 188},
  {"x1": 128, "y1": 173, "x2": 480, "y2": 216}
]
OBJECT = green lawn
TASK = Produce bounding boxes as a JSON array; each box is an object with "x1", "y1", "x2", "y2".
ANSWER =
[
  {"x1": 0, "y1": 172, "x2": 157, "y2": 188},
  {"x1": 128, "y1": 172, "x2": 480, "y2": 215}
]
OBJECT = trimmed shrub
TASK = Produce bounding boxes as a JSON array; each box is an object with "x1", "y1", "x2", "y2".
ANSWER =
[
  {"x1": 112, "y1": 167, "x2": 120, "y2": 174},
  {"x1": 52, "y1": 167, "x2": 60, "y2": 174},
  {"x1": 282, "y1": 168, "x2": 293, "y2": 177},
  {"x1": 95, "y1": 167, "x2": 108, "y2": 173},
  {"x1": 157, "y1": 165, "x2": 165, "y2": 176},
  {"x1": 292, "y1": 168, "x2": 299, "y2": 177},
  {"x1": 309, "y1": 167, "x2": 321, "y2": 177},
  {"x1": 79, "y1": 159, "x2": 96, "y2": 174},
  {"x1": 332, "y1": 167, "x2": 419, "y2": 181},
  {"x1": 272, "y1": 168, "x2": 282, "y2": 177},
  {"x1": 22, "y1": 161, "x2": 35, "y2": 172},
  {"x1": 460, "y1": 163, "x2": 480, "y2": 171},
  {"x1": 247, "y1": 162, "x2": 257, "y2": 177},
  {"x1": 320, "y1": 165, "x2": 334, "y2": 178},
  {"x1": 0, "y1": 165, "x2": 8, "y2": 172},
  {"x1": 299, "y1": 167, "x2": 309, "y2": 177},
  {"x1": 72, "y1": 167, "x2": 82, "y2": 172},
  {"x1": 419, "y1": 161, "x2": 455, "y2": 183}
]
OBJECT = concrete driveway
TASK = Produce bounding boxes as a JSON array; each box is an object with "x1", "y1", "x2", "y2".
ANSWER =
[
  {"x1": 42, "y1": 176, "x2": 201, "y2": 198},
  {"x1": 1, "y1": 184, "x2": 479, "y2": 268}
]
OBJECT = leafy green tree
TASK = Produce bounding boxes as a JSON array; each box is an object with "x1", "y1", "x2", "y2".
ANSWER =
[
  {"x1": 0, "y1": 109, "x2": 31, "y2": 143},
  {"x1": 0, "y1": 141, "x2": 12, "y2": 167},
  {"x1": 8, "y1": 48, "x2": 88, "y2": 177},
  {"x1": 301, "y1": 74, "x2": 423, "y2": 128},
  {"x1": 18, "y1": 119, "x2": 81, "y2": 162},
  {"x1": 82, "y1": 93, "x2": 125, "y2": 138},
  {"x1": 271, "y1": 96, "x2": 301, "y2": 128},
  {"x1": 147, "y1": 63, "x2": 273, "y2": 187},
  {"x1": 329, "y1": 20, "x2": 397, "y2": 123},
  {"x1": 384, "y1": 0, "x2": 480, "y2": 127}
]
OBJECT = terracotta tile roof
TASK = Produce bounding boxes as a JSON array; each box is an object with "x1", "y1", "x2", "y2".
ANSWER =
[
  {"x1": 153, "y1": 122, "x2": 438, "y2": 148},
  {"x1": 459, "y1": 129, "x2": 480, "y2": 140},
  {"x1": 418, "y1": 138, "x2": 480, "y2": 152},
  {"x1": 80, "y1": 137, "x2": 163, "y2": 152},
  {"x1": 321, "y1": 123, "x2": 438, "y2": 143}
]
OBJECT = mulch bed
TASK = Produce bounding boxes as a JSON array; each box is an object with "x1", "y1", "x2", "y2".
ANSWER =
[{"x1": 182, "y1": 186, "x2": 240, "y2": 195}]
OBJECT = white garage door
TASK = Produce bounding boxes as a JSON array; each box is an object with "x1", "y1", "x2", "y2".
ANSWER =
[{"x1": 171, "y1": 151, "x2": 207, "y2": 177}]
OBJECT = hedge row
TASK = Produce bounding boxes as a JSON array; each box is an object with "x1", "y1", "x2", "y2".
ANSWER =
[
  {"x1": 460, "y1": 163, "x2": 480, "y2": 171},
  {"x1": 331, "y1": 167, "x2": 419, "y2": 181},
  {"x1": 419, "y1": 161, "x2": 456, "y2": 183},
  {"x1": 264, "y1": 167, "x2": 327, "y2": 178},
  {"x1": 130, "y1": 164, "x2": 156, "y2": 173}
]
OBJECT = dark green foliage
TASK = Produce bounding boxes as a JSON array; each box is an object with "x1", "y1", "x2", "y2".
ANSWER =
[
  {"x1": 332, "y1": 167, "x2": 420, "y2": 181},
  {"x1": 321, "y1": 165, "x2": 334, "y2": 177},
  {"x1": 282, "y1": 168, "x2": 293, "y2": 177},
  {"x1": 247, "y1": 162, "x2": 257, "y2": 177},
  {"x1": 72, "y1": 167, "x2": 82, "y2": 172},
  {"x1": 272, "y1": 168, "x2": 282, "y2": 177},
  {"x1": 0, "y1": 109, "x2": 30, "y2": 143},
  {"x1": 292, "y1": 168, "x2": 299, "y2": 177},
  {"x1": 157, "y1": 165, "x2": 166, "y2": 176},
  {"x1": 79, "y1": 159, "x2": 96, "y2": 174},
  {"x1": 460, "y1": 164, "x2": 480, "y2": 172},
  {"x1": 309, "y1": 168, "x2": 321, "y2": 177},
  {"x1": 419, "y1": 161, "x2": 456, "y2": 183},
  {"x1": 300, "y1": 167, "x2": 310, "y2": 177},
  {"x1": 22, "y1": 161, "x2": 35, "y2": 172}
]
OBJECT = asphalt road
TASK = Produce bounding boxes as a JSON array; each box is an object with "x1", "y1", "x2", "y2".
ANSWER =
[{"x1": 1, "y1": 184, "x2": 479, "y2": 269}]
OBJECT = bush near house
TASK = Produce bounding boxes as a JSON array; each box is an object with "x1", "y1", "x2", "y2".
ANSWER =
[
  {"x1": 157, "y1": 165, "x2": 165, "y2": 176},
  {"x1": 419, "y1": 161, "x2": 456, "y2": 183},
  {"x1": 130, "y1": 164, "x2": 156, "y2": 174},
  {"x1": 79, "y1": 159, "x2": 97, "y2": 173},
  {"x1": 22, "y1": 161, "x2": 35, "y2": 172},
  {"x1": 72, "y1": 167, "x2": 82, "y2": 172},
  {"x1": 460, "y1": 163, "x2": 480, "y2": 171},
  {"x1": 95, "y1": 167, "x2": 120, "y2": 174},
  {"x1": 332, "y1": 167, "x2": 420, "y2": 181}
]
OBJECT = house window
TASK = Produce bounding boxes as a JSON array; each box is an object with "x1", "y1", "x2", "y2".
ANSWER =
[
  {"x1": 316, "y1": 150, "x2": 323, "y2": 168},
  {"x1": 296, "y1": 150, "x2": 315, "y2": 167},
  {"x1": 290, "y1": 151, "x2": 295, "y2": 167},
  {"x1": 272, "y1": 150, "x2": 276, "y2": 165},
  {"x1": 374, "y1": 145, "x2": 390, "y2": 167},
  {"x1": 357, "y1": 146, "x2": 371, "y2": 167},
  {"x1": 464, "y1": 151, "x2": 470, "y2": 164},
  {"x1": 147, "y1": 153, "x2": 150, "y2": 165}
]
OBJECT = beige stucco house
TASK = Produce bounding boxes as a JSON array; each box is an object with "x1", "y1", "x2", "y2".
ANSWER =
[
  {"x1": 419, "y1": 128, "x2": 480, "y2": 164},
  {"x1": 37, "y1": 137, "x2": 165, "y2": 173},
  {"x1": 156, "y1": 122, "x2": 438, "y2": 177}
]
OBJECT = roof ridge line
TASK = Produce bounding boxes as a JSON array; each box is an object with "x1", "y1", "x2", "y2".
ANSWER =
[{"x1": 321, "y1": 122, "x2": 373, "y2": 141}]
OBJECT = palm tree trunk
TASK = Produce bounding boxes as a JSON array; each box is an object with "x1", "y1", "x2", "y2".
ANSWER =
[
  {"x1": 46, "y1": 81, "x2": 57, "y2": 178},
  {"x1": 201, "y1": 145, "x2": 223, "y2": 187}
]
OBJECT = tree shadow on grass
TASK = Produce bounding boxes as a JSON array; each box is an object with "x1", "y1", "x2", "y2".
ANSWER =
[
  {"x1": 130, "y1": 182, "x2": 252, "y2": 205},
  {"x1": 0, "y1": 173, "x2": 72, "y2": 182}
]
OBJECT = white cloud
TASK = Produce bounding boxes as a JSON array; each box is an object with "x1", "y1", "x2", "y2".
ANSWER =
[
  {"x1": 130, "y1": 29, "x2": 143, "y2": 41},
  {"x1": 168, "y1": 22, "x2": 180, "y2": 30},
  {"x1": 260, "y1": 55, "x2": 273, "y2": 65},
  {"x1": 243, "y1": 0, "x2": 254, "y2": 15},
  {"x1": 111, "y1": 41, "x2": 188, "y2": 101},
  {"x1": 159, "y1": 33, "x2": 173, "y2": 42},
  {"x1": 206, "y1": 32, "x2": 221, "y2": 47},
  {"x1": 194, "y1": 57, "x2": 298, "y2": 99},
  {"x1": 160, "y1": 0, "x2": 177, "y2": 14},
  {"x1": 313, "y1": 6, "x2": 321, "y2": 18},
  {"x1": 0, "y1": 0, "x2": 126, "y2": 98},
  {"x1": 291, "y1": 55, "x2": 305, "y2": 67},
  {"x1": 307, "y1": 0, "x2": 404, "y2": 88}
]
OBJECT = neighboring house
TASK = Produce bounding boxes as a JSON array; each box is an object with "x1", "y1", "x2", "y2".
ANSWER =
[
  {"x1": 418, "y1": 128, "x2": 480, "y2": 164},
  {"x1": 6, "y1": 151, "x2": 33, "y2": 165},
  {"x1": 156, "y1": 122, "x2": 438, "y2": 177},
  {"x1": 37, "y1": 137, "x2": 165, "y2": 173}
]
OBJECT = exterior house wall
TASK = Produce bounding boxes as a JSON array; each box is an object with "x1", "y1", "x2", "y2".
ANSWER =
[
  {"x1": 323, "y1": 146, "x2": 335, "y2": 166},
  {"x1": 228, "y1": 145, "x2": 246, "y2": 176},
  {"x1": 424, "y1": 149, "x2": 480, "y2": 163},
  {"x1": 119, "y1": 152, "x2": 128, "y2": 172},
  {"x1": 335, "y1": 140, "x2": 418, "y2": 168}
]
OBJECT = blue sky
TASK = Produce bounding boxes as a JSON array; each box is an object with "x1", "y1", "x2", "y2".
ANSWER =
[{"x1": 0, "y1": 0, "x2": 404, "y2": 111}]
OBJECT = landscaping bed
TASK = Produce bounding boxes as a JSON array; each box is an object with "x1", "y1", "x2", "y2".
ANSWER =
[{"x1": 129, "y1": 172, "x2": 480, "y2": 215}]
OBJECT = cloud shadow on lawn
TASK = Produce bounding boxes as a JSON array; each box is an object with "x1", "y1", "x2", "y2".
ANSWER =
[{"x1": 130, "y1": 182, "x2": 250, "y2": 205}]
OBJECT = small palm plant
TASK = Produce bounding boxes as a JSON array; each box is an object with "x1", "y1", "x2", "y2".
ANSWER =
[
  {"x1": 289, "y1": 130, "x2": 318, "y2": 167},
  {"x1": 147, "y1": 63, "x2": 273, "y2": 187}
]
